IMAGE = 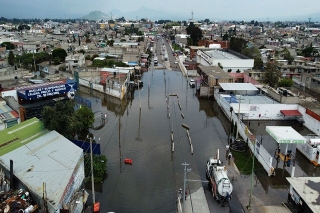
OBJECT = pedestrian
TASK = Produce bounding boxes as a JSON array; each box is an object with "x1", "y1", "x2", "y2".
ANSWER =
[
  {"x1": 179, "y1": 188, "x2": 182, "y2": 195},
  {"x1": 259, "y1": 114, "x2": 261, "y2": 120},
  {"x1": 185, "y1": 191, "x2": 188, "y2": 200},
  {"x1": 228, "y1": 152, "x2": 232, "y2": 161},
  {"x1": 277, "y1": 145, "x2": 281, "y2": 154}
]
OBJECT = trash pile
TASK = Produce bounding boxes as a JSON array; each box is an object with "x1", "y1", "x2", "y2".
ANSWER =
[{"x1": 0, "y1": 189, "x2": 38, "y2": 213}]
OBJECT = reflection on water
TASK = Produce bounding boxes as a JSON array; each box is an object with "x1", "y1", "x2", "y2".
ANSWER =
[{"x1": 77, "y1": 70, "x2": 320, "y2": 212}]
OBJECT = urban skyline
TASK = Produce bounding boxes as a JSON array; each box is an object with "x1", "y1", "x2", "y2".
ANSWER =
[{"x1": 1, "y1": 0, "x2": 320, "y2": 21}]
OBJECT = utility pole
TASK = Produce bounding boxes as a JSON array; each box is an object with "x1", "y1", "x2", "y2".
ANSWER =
[
  {"x1": 88, "y1": 136, "x2": 96, "y2": 204},
  {"x1": 247, "y1": 141, "x2": 255, "y2": 210},
  {"x1": 182, "y1": 162, "x2": 190, "y2": 213},
  {"x1": 236, "y1": 94, "x2": 241, "y2": 139}
]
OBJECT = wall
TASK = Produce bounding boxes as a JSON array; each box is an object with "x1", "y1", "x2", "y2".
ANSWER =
[
  {"x1": 268, "y1": 89, "x2": 299, "y2": 104},
  {"x1": 79, "y1": 78, "x2": 104, "y2": 93}
]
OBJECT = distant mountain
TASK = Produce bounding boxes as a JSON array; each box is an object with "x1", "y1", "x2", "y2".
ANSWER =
[
  {"x1": 81, "y1": 11, "x2": 108, "y2": 21},
  {"x1": 81, "y1": 7, "x2": 188, "y2": 21}
]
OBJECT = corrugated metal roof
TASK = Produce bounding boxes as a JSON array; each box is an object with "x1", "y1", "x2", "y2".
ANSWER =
[
  {"x1": 0, "y1": 130, "x2": 83, "y2": 210},
  {"x1": 0, "y1": 117, "x2": 48, "y2": 156},
  {"x1": 219, "y1": 83, "x2": 258, "y2": 91}
]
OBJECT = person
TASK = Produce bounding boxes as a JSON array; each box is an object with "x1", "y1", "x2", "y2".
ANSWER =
[
  {"x1": 259, "y1": 114, "x2": 261, "y2": 120},
  {"x1": 179, "y1": 188, "x2": 182, "y2": 195},
  {"x1": 228, "y1": 152, "x2": 232, "y2": 161},
  {"x1": 277, "y1": 145, "x2": 281, "y2": 154},
  {"x1": 226, "y1": 144, "x2": 230, "y2": 151}
]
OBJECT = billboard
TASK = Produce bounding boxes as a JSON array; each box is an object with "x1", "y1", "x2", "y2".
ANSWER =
[{"x1": 18, "y1": 82, "x2": 77, "y2": 100}]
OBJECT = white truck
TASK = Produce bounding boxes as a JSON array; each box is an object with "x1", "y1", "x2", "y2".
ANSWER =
[{"x1": 296, "y1": 138, "x2": 320, "y2": 166}]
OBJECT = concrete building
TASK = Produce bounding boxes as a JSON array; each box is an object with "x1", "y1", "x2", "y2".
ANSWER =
[
  {"x1": 196, "y1": 49, "x2": 254, "y2": 72},
  {"x1": 65, "y1": 54, "x2": 85, "y2": 70},
  {"x1": 0, "y1": 118, "x2": 86, "y2": 213},
  {"x1": 286, "y1": 177, "x2": 320, "y2": 213}
]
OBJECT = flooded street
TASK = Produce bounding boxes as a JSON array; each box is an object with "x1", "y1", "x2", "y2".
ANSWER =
[
  {"x1": 78, "y1": 69, "x2": 320, "y2": 212},
  {"x1": 80, "y1": 69, "x2": 224, "y2": 212}
]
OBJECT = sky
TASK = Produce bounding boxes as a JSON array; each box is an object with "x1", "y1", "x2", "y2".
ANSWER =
[{"x1": 1, "y1": 0, "x2": 320, "y2": 21}]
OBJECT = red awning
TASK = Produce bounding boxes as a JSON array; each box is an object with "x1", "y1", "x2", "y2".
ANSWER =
[{"x1": 280, "y1": 110, "x2": 302, "y2": 117}]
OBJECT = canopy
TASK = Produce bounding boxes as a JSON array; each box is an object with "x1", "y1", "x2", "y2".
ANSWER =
[
  {"x1": 266, "y1": 126, "x2": 306, "y2": 144},
  {"x1": 280, "y1": 110, "x2": 302, "y2": 117},
  {"x1": 219, "y1": 83, "x2": 258, "y2": 91}
]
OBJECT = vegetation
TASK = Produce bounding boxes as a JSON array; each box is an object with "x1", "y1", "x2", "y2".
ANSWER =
[
  {"x1": 16, "y1": 51, "x2": 50, "y2": 70},
  {"x1": 8, "y1": 51, "x2": 14, "y2": 66},
  {"x1": 299, "y1": 43, "x2": 319, "y2": 57},
  {"x1": 1, "y1": 42, "x2": 15, "y2": 50},
  {"x1": 186, "y1": 22, "x2": 203, "y2": 46},
  {"x1": 84, "y1": 154, "x2": 107, "y2": 183},
  {"x1": 42, "y1": 100, "x2": 94, "y2": 139},
  {"x1": 232, "y1": 148, "x2": 262, "y2": 175},
  {"x1": 264, "y1": 62, "x2": 281, "y2": 87},
  {"x1": 92, "y1": 59, "x2": 128, "y2": 68},
  {"x1": 52, "y1": 48, "x2": 67, "y2": 64},
  {"x1": 230, "y1": 37, "x2": 247, "y2": 53},
  {"x1": 277, "y1": 78, "x2": 293, "y2": 87}
]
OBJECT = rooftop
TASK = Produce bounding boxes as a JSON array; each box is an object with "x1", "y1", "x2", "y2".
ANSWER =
[
  {"x1": 0, "y1": 130, "x2": 83, "y2": 210},
  {"x1": 287, "y1": 177, "x2": 320, "y2": 213},
  {"x1": 205, "y1": 49, "x2": 240, "y2": 60},
  {"x1": 0, "y1": 117, "x2": 49, "y2": 156}
]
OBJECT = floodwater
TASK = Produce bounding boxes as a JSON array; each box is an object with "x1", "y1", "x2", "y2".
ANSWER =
[
  {"x1": 78, "y1": 69, "x2": 320, "y2": 212},
  {"x1": 79, "y1": 69, "x2": 224, "y2": 212}
]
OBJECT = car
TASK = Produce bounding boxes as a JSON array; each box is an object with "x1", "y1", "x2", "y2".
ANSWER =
[{"x1": 189, "y1": 79, "x2": 195, "y2": 87}]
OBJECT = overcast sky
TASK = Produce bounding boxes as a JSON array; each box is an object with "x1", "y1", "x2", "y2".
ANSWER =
[{"x1": 1, "y1": 0, "x2": 320, "y2": 21}]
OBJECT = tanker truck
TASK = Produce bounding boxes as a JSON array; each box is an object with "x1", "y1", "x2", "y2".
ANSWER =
[
  {"x1": 296, "y1": 138, "x2": 320, "y2": 166},
  {"x1": 206, "y1": 149, "x2": 233, "y2": 203}
]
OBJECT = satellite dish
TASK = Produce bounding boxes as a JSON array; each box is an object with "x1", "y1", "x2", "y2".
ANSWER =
[{"x1": 44, "y1": 67, "x2": 49, "y2": 73}]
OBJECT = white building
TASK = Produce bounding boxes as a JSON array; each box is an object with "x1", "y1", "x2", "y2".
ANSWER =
[
  {"x1": 65, "y1": 54, "x2": 85, "y2": 70},
  {"x1": 196, "y1": 49, "x2": 254, "y2": 72}
]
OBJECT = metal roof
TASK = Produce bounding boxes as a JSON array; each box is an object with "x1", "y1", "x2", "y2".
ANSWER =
[
  {"x1": 219, "y1": 83, "x2": 258, "y2": 91},
  {"x1": 0, "y1": 117, "x2": 48, "y2": 156},
  {"x1": 0, "y1": 130, "x2": 83, "y2": 210},
  {"x1": 266, "y1": 126, "x2": 306, "y2": 144},
  {"x1": 287, "y1": 177, "x2": 320, "y2": 213}
]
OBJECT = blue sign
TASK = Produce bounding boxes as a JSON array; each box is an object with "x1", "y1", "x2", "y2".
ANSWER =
[{"x1": 20, "y1": 82, "x2": 77, "y2": 100}]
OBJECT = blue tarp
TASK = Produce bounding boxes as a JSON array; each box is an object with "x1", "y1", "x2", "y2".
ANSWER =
[{"x1": 71, "y1": 139, "x2": 101, "y2": 155}]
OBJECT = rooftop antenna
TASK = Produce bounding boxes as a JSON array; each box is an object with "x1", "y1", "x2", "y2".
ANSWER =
[{"x1": 191, "y1": 11, "x2": 193, "y2": 20}]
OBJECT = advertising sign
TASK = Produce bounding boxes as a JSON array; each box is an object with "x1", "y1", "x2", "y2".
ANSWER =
[{"x1": 24, "y1": 83, "x2": 77, "y2": 100}]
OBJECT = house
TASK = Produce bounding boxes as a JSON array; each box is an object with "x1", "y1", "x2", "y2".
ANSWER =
[{"x1": 65, "y1": 53, "x2": 85, "y2": 70}]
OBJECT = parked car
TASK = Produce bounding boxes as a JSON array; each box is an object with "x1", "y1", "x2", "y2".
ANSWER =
[{"x1": 189, "y1": 79, "x2": 195, "y2": 88}]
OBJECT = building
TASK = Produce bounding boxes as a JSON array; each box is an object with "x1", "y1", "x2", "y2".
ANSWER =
[
  {"x1": 196, "y1": 49, "x2": 254, "y2": 72},
  {"x1": 0, "y1": 97, "x2": 19, "y2": 129},
  {"x1": 65, "y1": 54, "x2": 85, "y2": 70},
  {"x1": 0, "y1": 118, "x2": 86, "y2": 213},
  {"x1": 286, "y1": 177, "x2": 320, "y2": 213}
]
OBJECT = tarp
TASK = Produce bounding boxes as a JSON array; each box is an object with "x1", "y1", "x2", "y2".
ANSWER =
[
  {"x1": 280, "y1": 110, "x2": 302, "y2": 117},
  {"x1": 266, "y1": 126, "x2": 306, "y2": 144}
]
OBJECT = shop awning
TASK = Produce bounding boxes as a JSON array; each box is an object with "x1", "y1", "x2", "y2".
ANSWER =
[
  {"x1": 280, "y1": 110, "x2": 302, "y2": 117},
  {"x1": 266, "y1": 126, "x2": 306, "y2": 144}
]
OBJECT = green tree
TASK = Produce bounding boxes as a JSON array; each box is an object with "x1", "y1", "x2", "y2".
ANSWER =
[
  {"x1": 222, "y1": 33, "x2": 229, "y2": 41},
  {"x1": 107, "y1": 39, "x2": 114, "y2": 46},
  {"x1": 277, "y1": 78, "x2": 293, "y2": 87},
  {"x1": 253, "y1": 58, "x2": 263, "y2": 69},
  {"x1": 242, "y1": 47, "x2": 261, "y2": 58},
  {"x1": 229, "y1": 37, "x2": 247, "y2": 53},
  {"x1": 282, "y1": 48, "x2": 294, "y2": 64},
  {"x1": 186, "y1": 22, "x2": 203, "y2": 46},
  {"x1": 8, "y1": 51, "x2": 14, "y2": 66},
  {"x1": 1, "y1": 42, "x2": 15, "y2": 50},
  {"x1": 84, "y1": 154, "x2": 107, "y2": 182},
  {"x1": 18, "y1": 24, "x2": 30, "y2": 31},
  {"x1": 264, "y1": 62, "x2": 281, "y2": 87},
  {"x1": 42, "y1": 100, "x2": 94, "y2": 139},
  {"x1": 92, "y1": 59, "x2": 106, "y2": 67},
  {"x1": 52, "y1": 48, "x2": 67, "y2": 62},
  {"x1": 75, "y1": 105, "x2": 95, "y2": 131}
]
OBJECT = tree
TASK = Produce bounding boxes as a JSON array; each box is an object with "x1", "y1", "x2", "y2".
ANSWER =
[
  {"x1": 282, "y1": 48, "x2": 294, "y2": 64},
  {"x1": 264, "y1": 62, "x2": 281, "y2": 87},
  {"x1": 75, "y1": 105, "x2": 95, "y2": 131},
  {"x1": 52, "y1": 48, "x2": 67, "y2": 62},
  {"x1": 1, "y1": 42, "x2": 15, "y2": 50},
  {"x1": 229, "y1": 37, "x2": 247, "y2": 53},
  {"x1": 107, "y1": 39, "x2": 114, "y2": 46},
  {"x1": 8, "y1": 51, "x2": 14, "y2": 66},
  {"x1": 222, "y1": 33, "x2": 229, "y2": 41},
  {"x1": 42, "y1": 100, "x2": 94, "y2": 139},
  {"x1": 18, "y1": 24, "x2": 30, "y2": 31},
  {"x1": 277, "y1": 78, "x2": 293, "y2": 87},
  {"x1": 186, "y1": 22, "x2": 203, "y2": 46},
  {"x1": 253, "y1": 58, "x2": 264, "y2": 69},
  {"x1": 242, "y1": 47, "x2": 261, "y2": 59}
]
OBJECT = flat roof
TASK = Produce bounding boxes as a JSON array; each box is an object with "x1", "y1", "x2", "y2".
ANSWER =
[
  {"x1": 205, "y1": 49, "x2": 240, "y2": 60},
  {"x1": 266, "y1": 126, "x2": 306, "y2": 144},
  {"x1": 287, "y1": 177, "x2": 320, "y2": 213},
  {"x1": 198, "y1": 65, "x2": 234, "y2": 79},
  {"x1": 0, "y1": 130, "x2": 83, "y2": 209},
  {"x1": 219, "y1": 83, "x2": 258, "y2": 91},
  {"x1": 0, "y1": 117, "x2": 49, "y2": 156},
  {"x1": 100, "y1": 68, "x2": 130, "y2": 74}
]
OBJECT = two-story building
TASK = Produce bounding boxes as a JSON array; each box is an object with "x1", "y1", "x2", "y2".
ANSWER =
[{"x1": 65, "y1": 54, "x2": 85, "y2": 71}]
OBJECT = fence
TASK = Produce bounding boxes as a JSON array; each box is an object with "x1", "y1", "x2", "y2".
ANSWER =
[{"x1": 215, "y1": 91, "x2": 274, "y2": 176}]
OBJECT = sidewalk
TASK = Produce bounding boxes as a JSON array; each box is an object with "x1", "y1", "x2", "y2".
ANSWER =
[{"x1": 178, "y1": 187, "x2": 210, "y2": 213}]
